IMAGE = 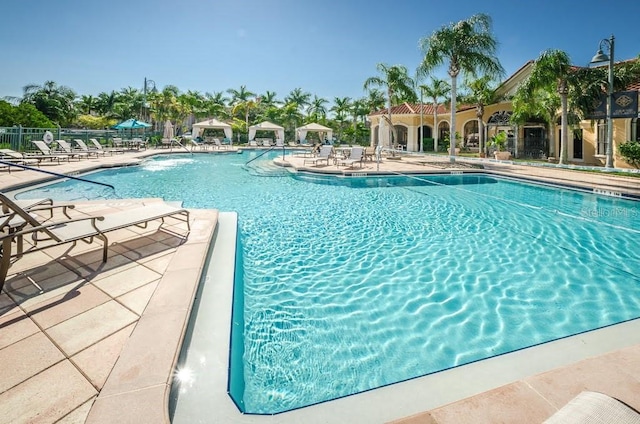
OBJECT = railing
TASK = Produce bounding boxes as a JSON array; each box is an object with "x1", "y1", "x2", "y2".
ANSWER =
[
  {"x1": 0, "y1": 126, "x2": 120, "y2": 152},
  {"x1": 245, "y1": 146, "x2": 279, "y2": 166},
  {"x1": 0, "y1": 160, "x2": 115, "y2": 190}
]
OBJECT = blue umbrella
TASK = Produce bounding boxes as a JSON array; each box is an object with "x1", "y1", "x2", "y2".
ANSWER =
[{"x1": 113, "y1": 119, "x2": 151, "y2": 129}]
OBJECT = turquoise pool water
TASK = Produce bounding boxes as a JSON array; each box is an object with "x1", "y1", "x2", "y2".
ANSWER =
[{"x1": 16, "y1": 152, "x2": 640, "y2": 414}]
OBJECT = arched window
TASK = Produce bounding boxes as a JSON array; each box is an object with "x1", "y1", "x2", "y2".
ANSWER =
[
  {"x1": 438, "y1": 122, "x2": 450, "y2": 142},
  {"x1": 463, "y1": 120, "x2": 479, "y2": 147}
]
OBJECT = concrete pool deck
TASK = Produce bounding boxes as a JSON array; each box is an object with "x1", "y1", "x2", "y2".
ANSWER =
[{"x1": 0, "y1": 147, "x2": 639, "y2": 423}]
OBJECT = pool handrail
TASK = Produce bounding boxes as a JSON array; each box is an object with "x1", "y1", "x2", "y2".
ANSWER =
[
  {"x1": 0, "y1": 159, "x2": 115, "y2": 191},
  {"x1": 245, "y1": 145, "x2": 283, "y2": 165}
]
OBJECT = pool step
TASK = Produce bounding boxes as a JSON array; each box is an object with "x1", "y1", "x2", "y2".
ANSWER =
[{"x1": 245, "y1": 160, "x2": 288, "y2": 177}]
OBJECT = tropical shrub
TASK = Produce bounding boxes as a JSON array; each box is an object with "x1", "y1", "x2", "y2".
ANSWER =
[
  {"x1": 0, "y1": 100, "x2": 54, "y2": 127},
  {"x1": 619, "y1": 140, "x2": 640, "y2": 168}
]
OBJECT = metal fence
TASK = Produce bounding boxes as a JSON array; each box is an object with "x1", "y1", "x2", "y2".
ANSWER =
[{"x1": 0, "y1": 126, "x2": 155, "y2": 152}]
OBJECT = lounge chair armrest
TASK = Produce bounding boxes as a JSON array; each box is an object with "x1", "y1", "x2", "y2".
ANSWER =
[
  {"x1": 27, "y1": 204, "x2": 76, "y2": 213},
  {"x1": 0, "y1": 215, "x2": 105, "y2": 240}
]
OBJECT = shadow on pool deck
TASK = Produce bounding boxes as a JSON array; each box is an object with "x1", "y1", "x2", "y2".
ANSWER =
[{"x1": 0, "y1": 149, "x2": 639, "y2": 423}]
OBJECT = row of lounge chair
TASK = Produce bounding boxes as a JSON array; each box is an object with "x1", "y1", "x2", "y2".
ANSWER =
[
  {"x1": 0, "y1": 192, "x2": 190, "y2": 289},
  {"x1": 0, "y1": 139, "x2": 125, "y2": 170}
]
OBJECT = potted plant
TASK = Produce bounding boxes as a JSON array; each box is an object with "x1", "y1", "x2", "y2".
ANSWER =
[
  {"x1": 489, "y1": 131, "x2": 510, "y2": 160},
  {"x1": 442, "y1": 131, "x2": 461, "y2": 155}
]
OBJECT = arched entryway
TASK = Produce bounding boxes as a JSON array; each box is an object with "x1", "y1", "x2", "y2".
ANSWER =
[
  {"x1": 486, "y1": 111, "x2": 515, "y2": 155},
  {"x1": 417, "y1": 125, "x2": 433, "y2": 151},
  {"x1": 394, "y1": 125, "x2": 408, "y2": 150},
  {"x1": 437, "y1": 122, "x2": 450, "y2": 152}
]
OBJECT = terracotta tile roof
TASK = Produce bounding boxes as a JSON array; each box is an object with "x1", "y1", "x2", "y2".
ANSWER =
[
  {"x1": 369, "y1": 102, "x2": 448, "y2": 116},
  {"x1": 626, "y1": 81, "x2": 640, "y2": 91}
]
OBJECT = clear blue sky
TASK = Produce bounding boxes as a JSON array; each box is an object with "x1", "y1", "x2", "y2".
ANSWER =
[{"x1": 2, "y1": 0, "x2": 639, "y2": 104}]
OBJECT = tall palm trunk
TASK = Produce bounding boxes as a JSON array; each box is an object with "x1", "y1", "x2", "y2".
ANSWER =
[
  {"x1": 433, "y1": 105, "x2": 438, "y2": 152},
  {"x1": 559, "y1": 82, "x2": 568, "y2": 164},
  {"x1": 387, "y1": 88, "x2": 392, "y2": 150},
  {"x1": 449, "y1": 74, "x2": 458, "y2": 160}
]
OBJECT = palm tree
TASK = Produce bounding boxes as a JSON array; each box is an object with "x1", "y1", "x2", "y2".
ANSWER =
[
  {"x1": 350, "y1": 98, "x2": 369, "y2": 143},
  {"x1": 307, "y1": 95, "x2": 329, "y2": 122},
  {"x1": 364, "y1": 89, "x2": 386, "y2": 114},
  {"x1": 331, "y1": 97, "x2": 352, "y2": 141},
  {"x1": 511, "y1": 88, "x2": 561, "y2": 158},
  {"x1": 284, "y1": 88, "x2": 312, "y2": 116},
  {"x1": 227, "y1": 85, "x2": 256, "y2": 131},
  {"x1": 459, "y1": 75, "x2": 500, "y2": 155},
  {"x1": 21, "y1": 80, "x2": 77, "y2": 126},
  {"x1": 418, "y1": 13, "x2": 504, "y2": 157},
  {"x1": 77, "y1": 95, "x2": 97, "y2": 115},
  {"x1": 204, "y1": 91, "x2": 229, "y2": 119},
  {"x1": 280, "y1": 103, "x2": 303, "y2": 141},
  {"x1": 519, "y1": 49, "x2": 572, "y2": 164},
  {"x1": 364, "y1": 63, "x2": 416, "y2": 148},
  {"x1": 95, "y1": 91, "x2": 120, "y2": 119},
  {"x1": 260, "y1": 91, "x2": 280, "y2": 108},
  {"x1": 420, "y1": 77, "x2": 450, "y2": 152}
]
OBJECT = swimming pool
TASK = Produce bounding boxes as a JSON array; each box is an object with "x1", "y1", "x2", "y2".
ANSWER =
[{"x1": 16, "y1": 151, "x2": 640, "y2": 414}]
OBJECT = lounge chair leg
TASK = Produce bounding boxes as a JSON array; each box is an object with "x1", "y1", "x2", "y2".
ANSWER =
[
  {"x1": 0, "y1": 237, "x2": 13, "y2": 292},
  {"x1": 98, "y1": 234, "x2": 109, "y2": 262}
]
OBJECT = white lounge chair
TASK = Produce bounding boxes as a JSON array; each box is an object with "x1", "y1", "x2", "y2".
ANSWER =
[
  {"x1": 213, "y1": 139, "x2": 229, "y2": 150},
  {"x1": 73, "y1": 139, "x2": 107, "y2": 157},
  {"x1": 30, "y1": 140, "x2": 72, "y2": 163},
  {"x1": 248, "y1": 140, "x2": 258, "y2": 147},
  {"x1": 55, "y1": 140, "x2": 89, "y2": 160},
  {"x1": 262, "y1": 139, "x2": 272, "y2": 147},
  {"x1": 337, "y1": 146, "x2": 364, "y2": 168},
  {"x1": 90, "y1": 138, "x2": 123, "y2": 154},
  {"x1": 0, "y1": 193, "x2": 190, "y2": 289},
  {"x1": 303, "y1": 145, "x2": 333, "y2": 166},
  {"x1": 0, "y1": 149, "x2": 41, "y2": 169}
]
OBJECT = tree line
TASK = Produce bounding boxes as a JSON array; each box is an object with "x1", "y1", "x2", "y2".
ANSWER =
[{"x1": 2, "y1": 13, "x2": 639, "y2": 153}]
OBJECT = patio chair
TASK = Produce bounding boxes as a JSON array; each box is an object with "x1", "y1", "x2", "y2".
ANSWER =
[
  {"x1": 544, "y1": 391, "x2": 640, "y2": 423},
  {"x1": 337, "y1": 146, "x2": 364, "y2": 168},
  {"x1": 89, "y1": 138, "x2": 123, "y2": 154},
  {"x1": 363, "y1": 146, "x2": 376, "y2": 162},
  {"x1": 0, "y1": 192, "x2": 190, "y2": 289},
  {"x1": 189, "y1": 138, "x2": 205, "y2": 150},
  {"x1": 248, "y1": 140, "x2": 258, "y2": 147},
  {"x1": 55, "y1": 140, "x2": 89, "y2": 160},
  {"x1": 31, "y1": 140, "x2": 73, "y2": 163},
  {"x1": 303, "y1": 145, "x2": 333, "y2": 166},
  {"x1": 73, "y1": 139, "x2": 106, "y2": 157},
  {"x1": 213, "y1": 139, "x2": 229, "y2": 150},
  {"x1": 262, "y1": 139, "x2": 272, "y2": 147}
]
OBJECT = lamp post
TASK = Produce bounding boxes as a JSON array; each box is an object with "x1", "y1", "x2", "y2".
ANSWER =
[
  {"x1": 590, "y1": 35, "x2": 615, "y2": 168},
  {"x1": 142, "y1": 77, "x2": 156, "y2": 123}
]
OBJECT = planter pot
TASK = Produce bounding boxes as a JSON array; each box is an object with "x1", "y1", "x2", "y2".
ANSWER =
[{"x1": 494, "y1": 151, "x2": 511, "y2": 160}]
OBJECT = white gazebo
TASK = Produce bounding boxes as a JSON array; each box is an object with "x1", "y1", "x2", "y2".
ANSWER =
[
  {"x1": 248, "y1": 121, "x2": 285, "y2": 142},
  {"x1": 295, "y1": 123, "x2": 333, "y2": 142},
  {"x1": 192, "y1": 118, "x2": 233, "y2": 141}
]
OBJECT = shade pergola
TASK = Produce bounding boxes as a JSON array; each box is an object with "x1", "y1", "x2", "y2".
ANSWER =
[
  {"x1": 248, "y1": 121, "x2": 285, "y2": 142},
  {"x1": 296, "y1": 123, "x2": 333, "y2": 142},
  {"x1": 192, "y1": 118, "x2": 233, "y2": 140}
]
